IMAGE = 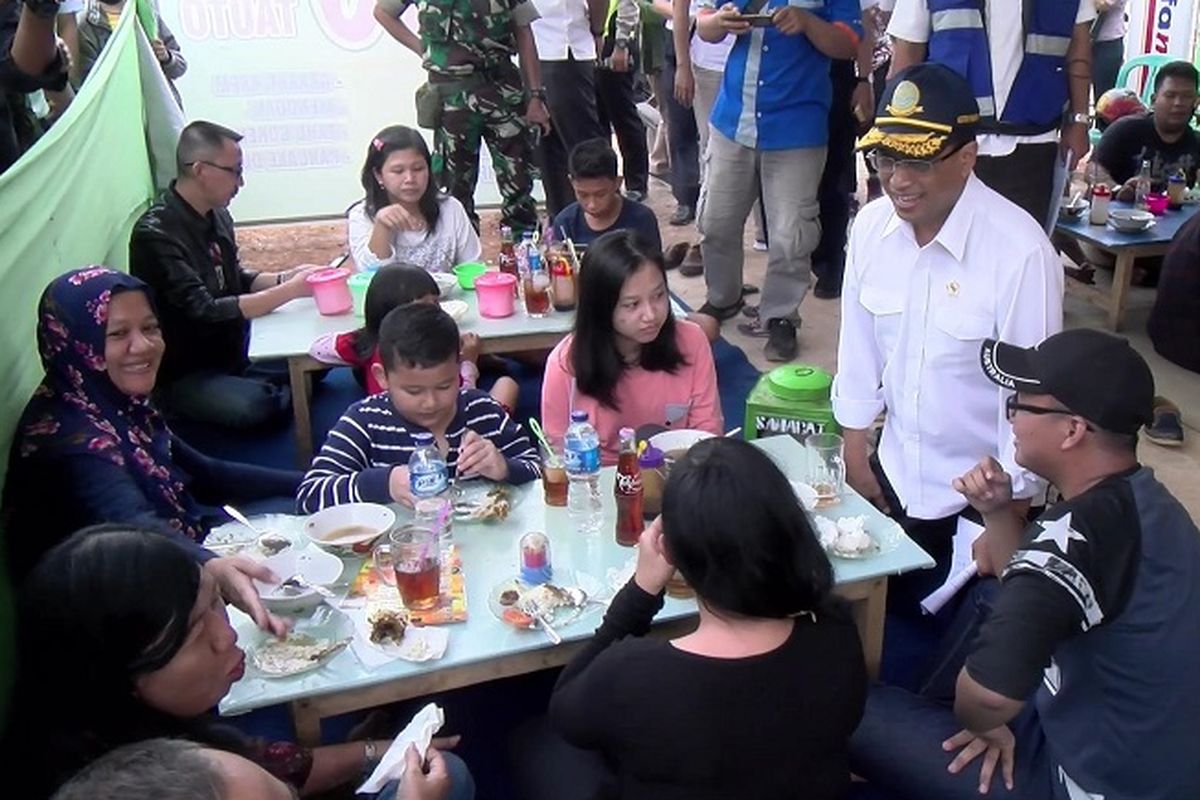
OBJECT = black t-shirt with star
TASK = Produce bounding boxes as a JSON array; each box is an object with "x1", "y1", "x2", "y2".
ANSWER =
[
  {"x1": 965, "y1": 466, "x2": 1200, "y2": 799},
  {"x1": 966, "y1": 468, "x2": 1141, "y2": 699}
]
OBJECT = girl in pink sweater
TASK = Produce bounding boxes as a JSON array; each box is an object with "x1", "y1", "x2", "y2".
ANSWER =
[{"x1": 541, "y1": 231, "x2": 723, "y2": 465}]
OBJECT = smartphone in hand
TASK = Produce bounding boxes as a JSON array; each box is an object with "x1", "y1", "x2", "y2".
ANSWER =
[{"x1": 732, "y1": 12, "x2": 775, "y2": 26}]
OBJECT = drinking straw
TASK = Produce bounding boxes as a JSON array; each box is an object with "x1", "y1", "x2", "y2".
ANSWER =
[
  {"x1": 565, "y1": 237, "x2": 580, "y2": 269},
  {"x1": 527, "y1": 418, "x2": 555, "y2": 454}
]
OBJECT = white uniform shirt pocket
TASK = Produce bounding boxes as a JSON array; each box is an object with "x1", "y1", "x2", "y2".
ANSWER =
[{"x1": 858, "y1": 283, "x2": 905, "y2": 362}]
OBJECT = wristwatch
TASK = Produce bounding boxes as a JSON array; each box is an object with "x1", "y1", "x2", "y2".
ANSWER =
[
  {"x1": 855, "y1": 76, "x2": 871, "y2": 86},
  {"x1": 363, "y1": 739, "x2": 379, "y2": 766},
  {"x1": 615, "y1": 37, "x2": 630, "y2": 50},
  {"x1": 1066, "y1": 111, "x2": 1091, "y2": 125},
  {"x1": 529, "y1": 87, "x2": 547, "y2": 102},
  {"x1": 22, "y1": 0, "x2": 63, "y2": 19}
]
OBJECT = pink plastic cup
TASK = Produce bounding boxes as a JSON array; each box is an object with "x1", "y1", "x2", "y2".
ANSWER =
[
  {"x1": 1145, "y1": 193, "x2": 1169, "y2": 216},
  {"x1": 475, "y1": 272, "x2": 517, "y2": 318},
  {"x1": 306, "y1": 267, "x2": 353, "y2": 315}
]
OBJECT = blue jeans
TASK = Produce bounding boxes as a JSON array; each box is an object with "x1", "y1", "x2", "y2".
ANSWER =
[
  {"x1": 158, "y1": 362, "x2": 291, "y2": 431},
  {"x1": 373, "y1": 751, "x2": 475, "y2": 800}
]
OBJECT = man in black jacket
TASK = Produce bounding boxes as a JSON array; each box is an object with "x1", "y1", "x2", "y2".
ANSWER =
[
  {"x1": 1, "y1": 0, "x2": 71, "y2": 175},
  {"x1": 130, "y1": 120, "x2": 317, "y2": 430}
]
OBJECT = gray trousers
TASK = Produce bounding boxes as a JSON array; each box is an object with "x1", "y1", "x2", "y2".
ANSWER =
[{"x1": 699, "y1": 128, "x2": 825, "y2": 321}]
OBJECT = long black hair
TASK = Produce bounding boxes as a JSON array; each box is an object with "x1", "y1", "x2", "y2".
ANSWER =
[
  {"x1": 351, "y1": 264, "x2": 440, "y2": 362},
  {"x1": 7, "y1": 526, "x2": 253, "y2": 797},
  {"x1": 360, "y1": 125, "x2": 441, "y2": 233},
  {"x1": 661, "y1": 438, "x2": 834, "y2": 618},
  {"x1": 570, "y1": 230, "x2": 685, "y2": 409}
]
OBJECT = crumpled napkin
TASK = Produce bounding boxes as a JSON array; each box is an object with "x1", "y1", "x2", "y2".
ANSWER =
[{"x1": 357, "y1": 703, "x2": 444, "y2": 794}]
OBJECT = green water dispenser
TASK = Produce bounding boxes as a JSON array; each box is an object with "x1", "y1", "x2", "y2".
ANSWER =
[{"x1": 743, "y1": 365, "x2": 839, "y2": 441}]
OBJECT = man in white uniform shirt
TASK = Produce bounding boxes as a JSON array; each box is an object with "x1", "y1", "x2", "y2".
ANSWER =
[
  {"x1": 531, "y1": 0, "x2": 608, "y2": 217},
  {"x1": 833, "y1": 63, "x2": 1063, "y2": 625},
  {"x1": 887, "y1": 0, "x2": 1094, "y2": 231}
]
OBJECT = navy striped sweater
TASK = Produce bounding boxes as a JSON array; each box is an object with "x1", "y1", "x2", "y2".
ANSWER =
[{"x1": 296, "y1": 389, "x2": 541, "y2": 512}]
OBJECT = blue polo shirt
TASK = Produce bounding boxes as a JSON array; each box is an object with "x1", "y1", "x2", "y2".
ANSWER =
[{"x1": 711, "y1": 0, "x2": 861, "y2": 150}]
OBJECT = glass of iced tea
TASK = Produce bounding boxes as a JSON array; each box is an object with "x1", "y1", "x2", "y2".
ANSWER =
[
  {"x1": 523, "y1": 271, "x2": 551, "y2": 318},
  {"x1": 541, "y1": 440, "x2": 568, "y2": 508},
  {"x1": 390, "y1": 525, "x2": 440, "y2": 610}
]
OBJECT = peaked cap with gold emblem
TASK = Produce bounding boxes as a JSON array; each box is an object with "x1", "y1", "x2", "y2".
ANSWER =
[{"x1": 857, "y1": 63, "x2": 981, "y2": 159}]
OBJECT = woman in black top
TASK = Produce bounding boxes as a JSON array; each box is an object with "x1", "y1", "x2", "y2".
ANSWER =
[{"x1": 548, "y1": 437, "x2": 867, "y2": 799}]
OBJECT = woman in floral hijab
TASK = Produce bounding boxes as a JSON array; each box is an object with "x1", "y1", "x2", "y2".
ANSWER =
[{"x1": 4, "y1": 267, "x2": 301, "y2": 582}]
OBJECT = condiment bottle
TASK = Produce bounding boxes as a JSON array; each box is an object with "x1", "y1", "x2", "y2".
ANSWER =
[
  {"x1": 614, "y1": 428, "x2": 643, "y2": 546},
  {"x1": 1089, "y1": 184, "x2": 1111, "y2": 225},
  {"x1": 519, "y1": 531, "x2": 552, "y2": 584},
  {"x1": 638, "y1": 443, "x2": 666, "y2": 519}
]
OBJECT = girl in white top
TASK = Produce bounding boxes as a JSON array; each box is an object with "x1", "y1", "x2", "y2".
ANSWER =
[{"x1": 347, "y1": 125, "x2": 482, "y2": 273}]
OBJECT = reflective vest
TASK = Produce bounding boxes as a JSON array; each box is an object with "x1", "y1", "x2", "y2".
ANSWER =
[{"x1": 927, "y1": 0, "x2": 1077, "y2": 135}]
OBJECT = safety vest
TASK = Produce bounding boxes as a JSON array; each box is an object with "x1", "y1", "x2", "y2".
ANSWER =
[{"x1": 927, "y1": 0, "x2": 1077, "y2": 135}]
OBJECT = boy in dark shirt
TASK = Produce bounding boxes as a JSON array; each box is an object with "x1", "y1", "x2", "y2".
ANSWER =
[
  {"x1": 553, "y1": 137, "x2": 663, "y2": 253},
  {"x1": 297, "y1": 303, "x2": 539, "y2": 512}
]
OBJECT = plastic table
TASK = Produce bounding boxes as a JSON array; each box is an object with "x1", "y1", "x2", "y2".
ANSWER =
[
  {"x1": 218, "y1": 435, "x2": 935, "y2": 744},
  {"x1": 1054, "y1": 202, "x2": 1198, "y2": 330}
]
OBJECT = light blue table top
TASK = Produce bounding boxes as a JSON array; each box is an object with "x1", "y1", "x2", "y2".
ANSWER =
[
  {"x1": 218, "y1": 435, "x2": 933, "y2": 716},
  {"x1": 1054, "y1": 201, "x2": 1198, "y2": 251}
]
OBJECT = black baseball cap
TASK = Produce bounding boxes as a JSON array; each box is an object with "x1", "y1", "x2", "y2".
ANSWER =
[
  {"x1": 980, "y1": 329, "x2": 1155, "y2": 435},
  {"x1": 857, "y1": 62, "x2": 981, "y2": 159}
]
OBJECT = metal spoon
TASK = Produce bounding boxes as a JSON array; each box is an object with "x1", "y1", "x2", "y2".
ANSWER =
[
  {"x1": 223, "y1": 505, "x2": 291, "y2": 555},
  {"x1": 519, "y1": 598, "x2": 562, "y2": 644},
  {"x1": 280, "y1": 574, "x2": 336, "y2": 599}
]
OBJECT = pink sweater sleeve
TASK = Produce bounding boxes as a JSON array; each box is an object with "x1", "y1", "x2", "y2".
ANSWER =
[
  {"x1": 680, "y1": 322, "x2": 724, "y2": 435},
  {"x1": 540, "y1": 338, "x2": 574, "y2": 446}
]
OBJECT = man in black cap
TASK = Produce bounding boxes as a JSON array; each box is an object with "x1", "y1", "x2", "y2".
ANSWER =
[
  {"x1": 833, "y1": 62, "x2": 1063, "y2": 627},
  {"x1": 850, "y1": 329, "x2": 1200, "y2": 800}
]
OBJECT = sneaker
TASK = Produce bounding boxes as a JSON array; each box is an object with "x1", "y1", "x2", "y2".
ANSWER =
[
  {"x1": 753, "y1": 239, "x2": 768, "y2": 252},
  {"x1": 741, "y1": 283, "x2": 760, "y2": 296},
  {"x1": 678, "y1": 245, "x2": 703, "y2": 277},
  {"x1": 736, "y1": 318, "x2": 769, "y2": 338},
  {"x1": 663, "y1": 241, "x2": 691, "y2": 270},
  {"x1": 697, "y1": 299, "x2": 744, "y2": 321},
  {"x1": 741, "y1": 304, "x2": 760, "y2": 319},
  {"x1": 1144, "y1": 397, "x2": 1184, "y2": 447},
  {"x1": 763, "y1": 318, "x2": 798, "y2": 362},
  {"x1": 626, "y1": 189, "x2": 647, "y2": 203},
  {"x1": 669, "y1": 205, "x2": 696, "y2": 226}
]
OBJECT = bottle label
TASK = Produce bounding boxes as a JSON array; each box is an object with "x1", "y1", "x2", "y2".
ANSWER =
[
  {"x1": 564, "y1": 445, "x2": 600, "y2": 474},
  {"x1": 615, "y1": 471, "x2": 643, "y2": 496},
  {"x1": 411, "y1": 468, "x2": 447, "y2": 496}
]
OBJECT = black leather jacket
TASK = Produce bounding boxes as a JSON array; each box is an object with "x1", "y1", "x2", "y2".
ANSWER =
[{"x1": 129, "y1": 183, "x2": 260, "y2": 383}]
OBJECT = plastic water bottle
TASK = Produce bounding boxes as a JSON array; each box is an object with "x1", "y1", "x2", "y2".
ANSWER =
[
  {"x1": 1134, "y1": 159, "x2": 1152, "y2": 210},
  {"x1": 564, "y1": 411, "x2": 603, "y2": 535},
  {"x1": 409, "y1": 432, "x2": 452, "y2": 552}
]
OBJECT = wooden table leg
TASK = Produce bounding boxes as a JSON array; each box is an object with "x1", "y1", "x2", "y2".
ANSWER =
[
  {"x1": 854, "y1": 578, "x2": 887, "y2": 681},
  {"x1": 288, "y1": 357, "x2": 315, "y2": 468},
  {"x1": 291, "y1": 699, "x2": 322, "y2": 747},
  {"x1": 1108, "y1": 251, "x2": 1136, "y2": 331}
]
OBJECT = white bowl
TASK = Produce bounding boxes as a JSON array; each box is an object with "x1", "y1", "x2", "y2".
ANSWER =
[
  {"x1": 441, "y1": 299, "x2": 469, "y2": 322},
  {"x1": 790, "y1": 480, "x2": 820, "y2": 511},
  {"x1": 431, "y1": 271, "x2": 459, "y2": 298},
  {"x1": 1108, "y1": 209, "x2": 1154, "y2": 232},
  {"x1": 647, "y1": 429, "x2": 716, "y2": 454},
  {"x1": 1058, "y1": 199, "x2": 1089, "y2": 220},
  {"x1": 304, "y1": 503, "x2": 396, "y2": 554},
  {"x1": 254, "y1": 545, "x2": 344, "y2": 615}
]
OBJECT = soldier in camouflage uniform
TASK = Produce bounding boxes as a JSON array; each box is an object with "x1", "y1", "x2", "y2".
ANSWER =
[{"x1": 375, "y1": 0, "x2": 550, "y2": 233}]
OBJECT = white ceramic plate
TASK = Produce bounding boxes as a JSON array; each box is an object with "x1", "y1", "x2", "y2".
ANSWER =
[
  {"x1": 451, "y1": 481, "x2": 523, "y2": 524},
  {"x1": 488, "y1": 579, "x2": 588, "y2": 631},
  {"x1": 789, "y1": 480, "x2": 820, "y2": 511},
  {"x1": 431, "y1": 271, "x2": 458, "y2": 298},
  {"x1": 647, "y1": 429, "x2": 716, "y2": 454},
  {"x1": 441, "y1": 299, "x2": 469, "y2": 322},
  {"x1": 246, "y1": 607, "x2": 353, "y2": 678},
  {"x1": 253, "y1": 545, "x2": 344, "y2": 615}
]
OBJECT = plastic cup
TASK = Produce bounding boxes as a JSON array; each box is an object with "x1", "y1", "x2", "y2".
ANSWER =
[
  {"x1": 540, "y1": 440, "x2": 568, "y2": 508},
  {"x1": 349, "y1": 271, "x2": 374, "y2": 317}
]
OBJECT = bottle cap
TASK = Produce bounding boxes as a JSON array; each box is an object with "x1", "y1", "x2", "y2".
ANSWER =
[
  {"x1": 638, "y1": 444, "x2": 665, "y2": 468},
  {"x1": 413, "y1": 431, "x2": 434, "y2": 442},
  {"x1": 570, "y1": 410, "x2": 588, "y2": 423}
]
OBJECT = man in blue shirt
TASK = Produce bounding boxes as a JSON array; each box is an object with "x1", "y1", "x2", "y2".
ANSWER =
[{"x1": 693, "y1": 0, "x2": 860, "y2": 362}]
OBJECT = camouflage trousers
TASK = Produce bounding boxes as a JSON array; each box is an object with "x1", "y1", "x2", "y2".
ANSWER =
[{"x1": 432, "y1": 69, "x2": 540, "y2": 234}]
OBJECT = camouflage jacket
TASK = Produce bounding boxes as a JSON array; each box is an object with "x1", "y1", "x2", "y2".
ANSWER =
[{"x1": 380, "y1": 0, "x2": 539, "y2": 77}]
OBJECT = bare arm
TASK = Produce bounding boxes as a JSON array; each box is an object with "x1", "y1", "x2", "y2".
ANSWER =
[
  {"x1": 794, "y1": 12, "x2": 858, "y2": 60},
  {"x1": 954, "y1": 667, "x2": 1025, "y2": 733},
  {"x1": 1061, "y1": 21, "x2": 1093, "y2": 165},
  {"x1": 374, "y1": 2, "x2": 424, "y2": 57},
  {"x1": 11, "y1": 5, "x2": 59, "y2": 76},
  {"x1": 56, "y1": 11, "x2": 80, "y2": 84},
  {"x1": 237, "y1": 273, "x2": 312, "y2": 319},
  {"x1": 587, "y1": 0, "x2": 608, "y2": 35},
  {"x1": 302, "y1": 743, "x2": 373, "y2": 797},
  {"x1": 514, "y1": 23, "x2": 542, "y2": 89},
  {"x1": 888, "y1": 36, "x2": 924, "y2": 76}
]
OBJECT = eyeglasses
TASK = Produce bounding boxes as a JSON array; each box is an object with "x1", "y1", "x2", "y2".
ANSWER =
[
  {"x1": 1004, "y1": 395, "x2": 1093, "y2": 429},
  {"x1": 189, "y1": 160, "x2": 244, "y2": 178},
  {"x1": 866, "y1": 144, "x2": 961, "y2": 175}
]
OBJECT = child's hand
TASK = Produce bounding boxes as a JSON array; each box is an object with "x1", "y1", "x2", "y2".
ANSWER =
[
  {"x1": 389, "y1": 465, "x2": 415, "y2": 507},
  {"x1": 460, "y1": 332, "x2": 481, "y2": 363},
  {"x1": 456, "y1": 430, "x2": 508, "y2": 482}
]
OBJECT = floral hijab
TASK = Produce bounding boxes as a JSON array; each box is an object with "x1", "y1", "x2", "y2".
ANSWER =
[{"x1": 15, "y1": 267, "x2": 204, "y2": 540}]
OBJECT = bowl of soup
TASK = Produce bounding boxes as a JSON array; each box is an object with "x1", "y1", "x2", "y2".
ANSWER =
[
  {"x1": 254, "y1": 545, "x2": 345, "y2": 615},
  {"x1": 304, "y1": 503, "x2": 396, "y2": 554}
]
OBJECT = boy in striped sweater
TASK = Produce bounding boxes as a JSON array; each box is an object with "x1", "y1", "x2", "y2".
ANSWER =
[{"x1": 297, "y1": 303, "x2": 540, "y2": 512}]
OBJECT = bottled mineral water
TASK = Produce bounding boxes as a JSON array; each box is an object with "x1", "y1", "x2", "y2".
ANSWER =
[
  {"x1": 564, "y1": 411, "x2": 603, "y2": 535},
  {"x1": 409, "y1": 432, "x2": 452, "y2": 552}
]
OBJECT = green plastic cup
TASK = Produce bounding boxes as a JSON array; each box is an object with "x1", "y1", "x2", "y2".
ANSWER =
[
  {"x1": 453, "y1": 261, "x2": 489, "y2": 290},
  {"x1": 348, "y1": 271, "x2": 374, "y2": 317}
]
